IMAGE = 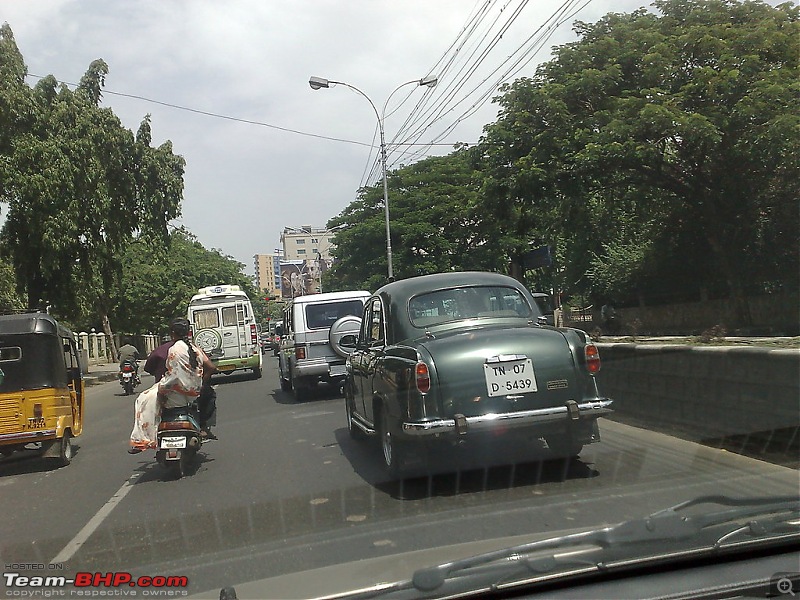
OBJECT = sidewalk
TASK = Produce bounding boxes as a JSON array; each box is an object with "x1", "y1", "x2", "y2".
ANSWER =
[{"x1": 83, "y1": 363, "x2": 124, "y2": 386}]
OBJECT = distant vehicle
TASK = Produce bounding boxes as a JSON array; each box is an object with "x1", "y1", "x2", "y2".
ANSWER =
[
  {"x1": 342, "y1": 272, "x2": 612, "y2": 478},
  {"x1": 269, "y1": 320, "x2": 283, "y2": 356},
  {"x1": 187, "y1": 285, "x2": 263, "y2": 379},
  {"x1": 278, "y1": 292, "x2": 370, "y2": 401}
]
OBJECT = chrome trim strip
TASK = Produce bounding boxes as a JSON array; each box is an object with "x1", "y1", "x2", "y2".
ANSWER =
[
  {"x1": 351, "y1": 414, "x2": 375, "y2": 435},
  {"x1": 402, "y1": 400, "x2": 613, "y2": 436}
]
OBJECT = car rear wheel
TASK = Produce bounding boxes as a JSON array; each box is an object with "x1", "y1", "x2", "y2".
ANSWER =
[{"x1": 378, "y1": 405, "x2": 405, "y2": 477}]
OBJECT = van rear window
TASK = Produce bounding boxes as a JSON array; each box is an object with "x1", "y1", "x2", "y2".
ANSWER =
[
  {"x1": 305, "y1": 300, "x2": 364, "y2": 329},
  {"x1": 194, "y1": 309, "x2": 219, "y2": 329}
]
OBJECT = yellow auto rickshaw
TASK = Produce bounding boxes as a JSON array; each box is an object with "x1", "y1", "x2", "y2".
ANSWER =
[{"x1": 0, "y1": 312, "x2": 84, "y2": 466}]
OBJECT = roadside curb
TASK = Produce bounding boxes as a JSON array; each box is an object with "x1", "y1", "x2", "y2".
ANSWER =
[{"x1": 84, "y1": 370, "x2": 121, "y2": 387}]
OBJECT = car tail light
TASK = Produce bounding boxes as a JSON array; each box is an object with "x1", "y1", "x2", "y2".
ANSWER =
[
  {"x1": 585, "y1": 344, "x2": 601, "y2": 374},
  {"x1": 295, "y1": 346, "x2": 306, "y2": 360},
  {"x1": 415, "y1": 361, "x2": 430, "y2": 394}
]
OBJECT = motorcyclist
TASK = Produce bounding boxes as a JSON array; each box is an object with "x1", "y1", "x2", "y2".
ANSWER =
[
  {"x1": 118, "y1": 337, "x2": 140, "y2": 368},
  {"x1": 118, "y1": 337, "x2": 141, "y2": 386}
]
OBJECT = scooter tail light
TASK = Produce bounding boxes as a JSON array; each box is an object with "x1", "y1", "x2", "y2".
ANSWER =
[
  {"x1": 415, "y1": 361, "x2": 430, "y2": 394},
  {"x1": 585, "y1": 344, "x2": 601, "y2": 375},
  {"x1": 158, "y1": 421, "x2": 195, "y2": 431}
]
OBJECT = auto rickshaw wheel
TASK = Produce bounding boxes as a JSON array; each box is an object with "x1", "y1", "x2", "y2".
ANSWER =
[{"x1": 55, "y1": 431, "x2": 73, "y2": 466}]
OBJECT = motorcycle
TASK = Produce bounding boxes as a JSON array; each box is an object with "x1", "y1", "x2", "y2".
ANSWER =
[
  {"x1": 156, "y1": 403, "x2": 203, "y2": 479},
  {"x1": 119, "y1": 359, "x2": 141, "y2": 396}
]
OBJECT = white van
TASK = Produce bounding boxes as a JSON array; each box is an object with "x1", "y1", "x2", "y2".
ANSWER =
[
  {"x1": 187, "y1": 284, "x2": 263, "y2": 378},
  {"x1": 278, "y1": 290, "x2": 370, "y2": 400}
]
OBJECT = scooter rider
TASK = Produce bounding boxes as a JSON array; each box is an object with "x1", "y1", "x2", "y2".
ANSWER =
[{"x1": 157, "y1": 319, "x2": 208, "y2": 413}]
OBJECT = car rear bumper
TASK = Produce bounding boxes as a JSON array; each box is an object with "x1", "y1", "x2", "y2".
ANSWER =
[
  {"x1": 294, "y1": 358, "x2": 348, "y2": 379},
  {"x1": 401, "y1": 399, "x2": 613, "y2": 436}
]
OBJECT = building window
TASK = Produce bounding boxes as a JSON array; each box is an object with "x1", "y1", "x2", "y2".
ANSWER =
[
  {"x1": 297, "y1": 249, "x2": 307, "y2": 255},
  {"x1": 296, "y1": 239, "x2": 306, "y2": 244},
  {"x1": 311, "y1": 238, "x2": 318, "y2": 243}
]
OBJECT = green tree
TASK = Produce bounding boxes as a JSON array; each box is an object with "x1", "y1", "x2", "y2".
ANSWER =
[
  {"x1": 0, "y1": 27, "x2": 184, "y2": 353},
  {"x1": 326, "y1": 148, "x2": 496, "y2": 291},
  {"x1": 479, "y1": 0, "x2": 800, "y2": 317},
  {"x1": 112, "y1": 228, "x2": 257, "y2": 336}
]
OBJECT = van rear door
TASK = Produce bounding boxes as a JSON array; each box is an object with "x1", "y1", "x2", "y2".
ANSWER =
[{"x1": 220, "y1": 302, "x2": 247, "y2": 360}]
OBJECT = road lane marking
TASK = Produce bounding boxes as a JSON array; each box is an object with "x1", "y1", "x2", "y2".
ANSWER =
[
  {"x1": 51, "y1": 471, "x2": 142, "y2": 563},
  {"x1": 291, "y1": 410, "x2": 335, "y2": 418}
]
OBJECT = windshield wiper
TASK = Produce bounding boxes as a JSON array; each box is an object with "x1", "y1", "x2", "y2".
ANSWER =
[{"x1": 353, "y1": 495, "x2": 799, "y2": 598}]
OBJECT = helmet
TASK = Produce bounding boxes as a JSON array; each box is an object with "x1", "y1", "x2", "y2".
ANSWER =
[{"x1": 170, "y1": 318, "x2": 190, "y2": 338}]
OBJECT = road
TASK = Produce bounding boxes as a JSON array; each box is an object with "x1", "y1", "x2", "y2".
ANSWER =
[{"x1": 1, "y1": 356, "x2": 798, "y2": 596}]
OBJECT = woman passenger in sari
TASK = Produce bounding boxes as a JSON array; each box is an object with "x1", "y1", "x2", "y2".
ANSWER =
[{"x1": 128, "y1": 318, "x2": 210, "y2": 453}]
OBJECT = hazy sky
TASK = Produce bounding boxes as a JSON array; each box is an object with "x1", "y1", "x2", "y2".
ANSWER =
[{"x1": 2, "y1": 0, "x2": 654, "y2": 274}]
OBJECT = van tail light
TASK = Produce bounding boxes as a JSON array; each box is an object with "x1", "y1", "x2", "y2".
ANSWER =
[
  {"x1": 585, "y1": 344, "x2": 601, "y2": 375},
  {"x1": 250, "y1": 324, "x2": 258, "y2": 345},
  {"x1": 295, "y1": 347, "x2": 306, "y2": 360},
  {"x1": 415, "y1": 361, "x2": 430, "y2": 394}
]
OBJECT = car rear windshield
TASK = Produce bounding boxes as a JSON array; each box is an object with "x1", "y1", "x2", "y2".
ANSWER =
[
  {"x1": 305, "y1": 300, "x2": 364, "y2": 330},
  {"x1": 409, "y1": 286, "x2": 534, "y2": 328}
]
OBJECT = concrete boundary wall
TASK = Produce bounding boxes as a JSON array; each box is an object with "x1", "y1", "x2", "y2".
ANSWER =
[{"x1": 596, "y1": 343, "x2": 800, "y2": 440}]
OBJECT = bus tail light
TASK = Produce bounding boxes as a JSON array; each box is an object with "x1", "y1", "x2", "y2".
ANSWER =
[{"x1": 585, "y1": 344, "x2": 601, "y2": 375}]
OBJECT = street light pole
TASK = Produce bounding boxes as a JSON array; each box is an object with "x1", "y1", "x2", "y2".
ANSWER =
[{"x1": 309, "y1": 75, "x2": 437, "y2": 280}]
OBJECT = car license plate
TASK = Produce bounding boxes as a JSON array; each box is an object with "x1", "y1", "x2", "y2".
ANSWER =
[
  {"x1": 483, "y1": 358, "x2": 538, "y2": 397},
  {"x1": 160, "y1": 436, "x2": 186, "y2": 449}
]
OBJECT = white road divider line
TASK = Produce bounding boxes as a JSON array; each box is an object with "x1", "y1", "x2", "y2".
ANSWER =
[{"x1": 51, "y1": 471, "x2": 142, "y2": 563}]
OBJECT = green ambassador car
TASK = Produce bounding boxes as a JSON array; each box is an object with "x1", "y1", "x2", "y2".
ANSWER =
[{"x1": 342, "y1": 271, "x2": 613, "y2": 477}]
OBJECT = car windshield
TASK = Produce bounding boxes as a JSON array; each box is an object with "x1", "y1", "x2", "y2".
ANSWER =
[
  {"x1": 409, "y1": 286, "x2": 533, "y2": 327},
  {"x1": 1, "y1": 2, "x2": 797, "y2": 600}
]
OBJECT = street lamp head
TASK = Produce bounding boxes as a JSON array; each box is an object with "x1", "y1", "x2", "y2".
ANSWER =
[
  {"x1": 309, "y1": 76, "x2": 330, "y2": 90},
  {"x1": 419, "y1": 75, "x2": 438, "y2": 88}
]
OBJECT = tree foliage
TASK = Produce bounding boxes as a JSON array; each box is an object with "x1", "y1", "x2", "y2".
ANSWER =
[
  {"x1": 111, "y1": 228, "x2": 258, "y2": 336},
  {"x1": 325, "y1": 148, "x2": 498, "y2": 291},
  {"x1": 0, "y1": 24, "x2": 186, "y2": 347},
  {"x1": 479, "y1": 0, "x2": 799, "y2": 312}
]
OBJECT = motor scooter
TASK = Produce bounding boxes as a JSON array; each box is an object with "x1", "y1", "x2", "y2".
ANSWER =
[
  {"x1": 119, "y1": 359, "x2": 141, "y2": 396},
  {"x1": 156, "y1": 403, "x2": 203, "y2": 478}
]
